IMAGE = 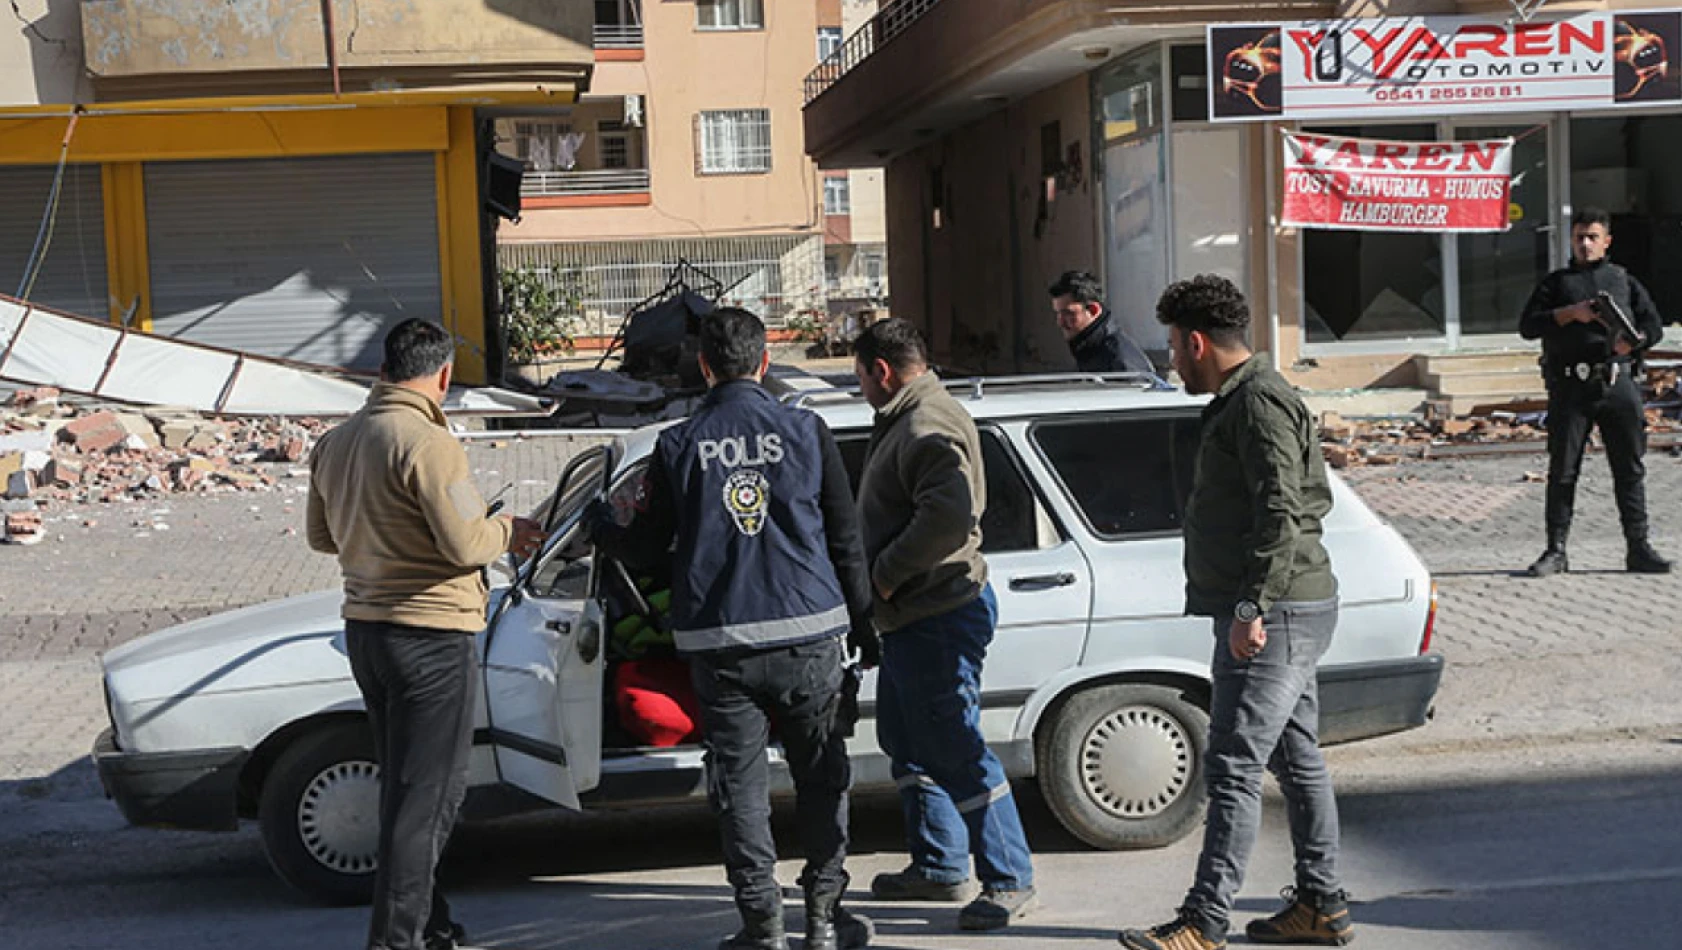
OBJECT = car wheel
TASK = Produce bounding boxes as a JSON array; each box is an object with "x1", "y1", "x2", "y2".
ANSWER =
[
  {"x1": 1037, "y1": 683, "x2": 1209, "y2": 850},
  {"x1": 258, "y1": 721, "x2": 380, "y2": 905}
]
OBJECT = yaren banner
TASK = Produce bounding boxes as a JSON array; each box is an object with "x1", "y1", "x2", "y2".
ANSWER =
[
  {"x1": 1209, "y1": 12, "x2": 1682, "y2": 121},
  {"x1": 1281, "y1": 132, "x2": 1513, "y2": 232}
]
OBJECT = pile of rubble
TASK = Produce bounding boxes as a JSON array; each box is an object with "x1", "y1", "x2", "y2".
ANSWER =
[
  {"x1": 1318, "y1": 407, "x2": 1551, "y2": 469},
  {"x1": 1, "y1": 387, "x2": 324, "y2": 544},
  {"x1": 1319, "y1": 359, "x2": 1682, "y2": 470}
]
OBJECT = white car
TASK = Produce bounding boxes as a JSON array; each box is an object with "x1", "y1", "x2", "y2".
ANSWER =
[{"x1": 94, "y1": 374, "x2": 1442, "y2": 904}]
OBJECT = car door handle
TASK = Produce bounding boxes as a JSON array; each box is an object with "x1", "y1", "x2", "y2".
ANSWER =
[
  {"x1": 1009, "y1": 572, "x2": 1077, "y2": 592},
  {"x1": 577, "y1": 620, "x2": 601, "y2": 664},
  {"x1": 546, "y1": 620, "x2": 571, "y2": 635}
]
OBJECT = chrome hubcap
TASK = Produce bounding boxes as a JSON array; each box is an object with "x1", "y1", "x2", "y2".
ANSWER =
[
  {"x1": 1079, "y1": 704, "x2": 1192, "y2": 818},
  {"x1": 297, "y1": 760, "x2": 381, "y2": 875}
]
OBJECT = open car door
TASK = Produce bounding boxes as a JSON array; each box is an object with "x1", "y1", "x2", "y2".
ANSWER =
[{"x1": 481, "y1": 444, "x2": 614, "y2": 810}]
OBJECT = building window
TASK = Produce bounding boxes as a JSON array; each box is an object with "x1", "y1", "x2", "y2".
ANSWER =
[
  {"x1": 864, "y1": 254, "x2": 882, "y2": 282},
  {"x1": 825, "y1": 255, "x2": 841, "y2": 286},
  {"x1": 697, "y1": 0, "x2": 763, "y2": 30},
  {"x1": 817, "y1": 27, "x2": 843, "y2": 61},
  {"x1": 513, "y1": 120, "x2": 576, "y2": 171},
  {"x1": 696, "y1": 110, "x2": 772, "y2": 174},
  {"x1": 823, "y1": 175, "x2": 851, "y2": 215},
  {"x1": 598, "y1": 120, "x2": 630, "y2": 169}
]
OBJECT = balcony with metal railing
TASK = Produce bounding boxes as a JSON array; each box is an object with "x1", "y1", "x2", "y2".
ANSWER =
[
  {"x1": 522, "y1": 168, "x2": 651, "y2": 197},
  {"x1": 592, "y1": 24, "x2": 645, "y2": 50},
  {"x1": 804, "y1": 0, "x2": 942, "y2": 104}
]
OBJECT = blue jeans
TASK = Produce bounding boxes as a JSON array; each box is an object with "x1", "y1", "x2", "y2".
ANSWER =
[
  {"x1": 1183, "y1": 598, "x2": 1342, "y2": 933},
  {"x1": 875, "y1": 585, "x2": 1034, "y2": 891}
]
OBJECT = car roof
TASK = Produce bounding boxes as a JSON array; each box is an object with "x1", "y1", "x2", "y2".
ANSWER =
[
  {"x1": 614, "y1": 373, "x2": 1206, "y2": 465},
  {"x1": 799, "y1": 374, "x2": 1207, "y2": 430}
]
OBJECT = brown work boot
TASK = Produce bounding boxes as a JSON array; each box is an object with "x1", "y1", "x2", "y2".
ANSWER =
[
  {"x1": 1117, "y1": 911, "x2": 1225, "y2": 950},
  {"x1": 1245, "y1": 887, "x2": 1355, "y2": 946}
]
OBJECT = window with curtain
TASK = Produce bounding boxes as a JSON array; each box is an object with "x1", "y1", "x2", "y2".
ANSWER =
[
  {"x1": 697, "y1": 0, "x2": 763, "y2": 30},
  {"x1": 696, "y1": 110, "x2": 772, "y2": 174},
  {"x1": 823, "y1": 175, "x2": 851, "y2": 215}
]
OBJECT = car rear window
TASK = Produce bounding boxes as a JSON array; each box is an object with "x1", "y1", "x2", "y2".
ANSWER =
[{"x1": 1032, "y1": 415, "x2": 1201, "y2": 538}]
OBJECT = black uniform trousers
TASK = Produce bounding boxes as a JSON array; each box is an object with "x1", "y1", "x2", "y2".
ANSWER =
[
  {"x1": 689, "y1": 635, "x2": 852, "y2": 920},
  {"x1": 1545, "y1": 370, "x2": 1650, "y2": 541},
  {"x1": 346, "y1": 621, "x2": 477, "y2": 950}
]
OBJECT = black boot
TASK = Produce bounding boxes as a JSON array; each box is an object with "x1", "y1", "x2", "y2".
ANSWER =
[
  {"x1": 1527, "y1": 528, "x2": 1569, "y2": 577},
  {"x1": 805, "y1": 886, "x2": 873, "y2": 950},
  {"x1": 1628, "y1": 537, "x2": 1673, "y2": 574},
  {"x1": 719, "y1": 907, "x2": 788, "y2": 950}
]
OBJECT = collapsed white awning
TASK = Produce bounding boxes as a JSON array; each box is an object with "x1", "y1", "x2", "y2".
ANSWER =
[{"x1": 0, "y1": 294, "x2": 551, "y2": 418}]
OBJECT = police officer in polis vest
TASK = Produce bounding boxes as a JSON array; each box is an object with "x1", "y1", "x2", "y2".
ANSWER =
[
  {"x1": 1519, "y1": 207, "x2": 1671, "y2": 577},
  {"x1": 589, "y1": 307, "x2": 878, "y2": 950}
]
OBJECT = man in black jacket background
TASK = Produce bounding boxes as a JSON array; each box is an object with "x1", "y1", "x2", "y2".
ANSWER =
[
  {"x1": 1049, "y1": 270, "x2": 1155, "y2": 376},
  {"x1": 1519, "y1": 207, "x2": 1670, "y2": 577}
]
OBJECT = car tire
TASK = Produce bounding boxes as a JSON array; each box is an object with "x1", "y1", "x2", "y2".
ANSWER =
[
  {"x1": 258, "y1": 721, "x2": 380, "y2": 905},
  {"x1": 1037, "y1": 683, "x2": 1209, "y2": 850}
]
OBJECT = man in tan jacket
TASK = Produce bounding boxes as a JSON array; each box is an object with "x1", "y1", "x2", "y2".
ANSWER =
[
  {"x1": 308, "y1": 319, "x2": 542, "y2": 950},
  {"x1": 853, "y1": 319, "x2": 1037, "y2": 932}
]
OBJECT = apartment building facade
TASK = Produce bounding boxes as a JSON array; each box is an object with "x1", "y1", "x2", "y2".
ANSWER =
[
  {"x1": 821, "y1": 0, "x2": 892, "y2": 327},
  {"x1": 0, "y1": 0, "x2": 592, "y2": 384},
  {"x1": 804, "y1": 0, "x2": 1682, "y2": 398},
  {"x1": 494, "y1": 0, "x2": 889, "y2": 340}
]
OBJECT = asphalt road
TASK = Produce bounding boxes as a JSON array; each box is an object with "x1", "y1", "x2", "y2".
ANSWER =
[{"x1": 4, "y1": 738, "x2": 1679, "y2": 950}]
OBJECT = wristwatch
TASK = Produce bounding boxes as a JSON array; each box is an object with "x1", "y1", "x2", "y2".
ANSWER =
[{"x1": 1233, "y1": 599, "x2": 1262, "y2": 623}]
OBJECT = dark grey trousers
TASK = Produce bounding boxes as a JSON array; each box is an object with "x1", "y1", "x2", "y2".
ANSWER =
[
  {"x1": 346, "y1": 621, "x2": 477, "y2": 950},
  {"x1": 690, "y1": 635, "x2": 853, "y2": 923},
  {"x1": 1183, "y1": 598, "x2": 1342, "y2": 933}
]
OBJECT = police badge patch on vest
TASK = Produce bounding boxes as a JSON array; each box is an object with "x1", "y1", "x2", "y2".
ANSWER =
[{"x1": 723, "y1": 469, "x2": 770, "y2": 536}]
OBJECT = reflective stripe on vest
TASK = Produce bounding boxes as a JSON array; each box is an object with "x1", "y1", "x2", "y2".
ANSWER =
[{"x1": 673, "y1": 603, "x2": 849, "y2": 654}]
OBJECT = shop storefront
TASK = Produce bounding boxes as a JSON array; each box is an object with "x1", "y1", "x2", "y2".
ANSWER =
[
  {"x1": 1086, "y1": 9, "x2": 1682, "y2": 389},
  {"x1": 0, "y1": 92, "x2": 568, "y2": 383}
]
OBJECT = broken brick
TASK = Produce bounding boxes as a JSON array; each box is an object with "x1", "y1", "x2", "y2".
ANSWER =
[
  {"x1": 1439, "y1": 419, "x2": 1476, "y2": 438},
  {"x1": 43, "y1": 458, "x2": 82, "y2": 488},
  {"x1": 62, "y1": 411, "x2": 127, "y2": 453},
  {"x1": 114, "y1": 413, "x2": 161, "y2": 448},
  {"x1": 3, "y1": 511, "x2": 43, "y2": 545},
  {"x1": 1319, "y1": 411, "x2": 1355, "y2": 442},
  {"x1": 1321, "y1": 444, "x2": 1360, "y2": 470},
  {"x1": 159, "y1": 421, "x2": 198, "y2": 450},
  {"x1": 278, "y1": 437, "x2": 307, "y2": 463}
]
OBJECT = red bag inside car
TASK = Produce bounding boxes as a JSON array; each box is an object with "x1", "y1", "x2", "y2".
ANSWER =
[{"x1": 612, "y1": 658, "x2": 703, "y2": 747}]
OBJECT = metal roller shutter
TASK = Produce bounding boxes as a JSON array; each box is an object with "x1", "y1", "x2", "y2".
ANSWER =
[
  {"x1": 144, "y1": 153, "x2": 442, "y2": 370},
  {"x1": 0, "y1": 164, "x2": 110, "y2": 318}
]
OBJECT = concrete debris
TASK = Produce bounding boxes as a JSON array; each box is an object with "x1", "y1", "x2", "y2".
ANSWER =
[
  {"x1": 1318, "y1": 361, "x2": 1682, "y2": 469},
  {"x1": 3, "y1": 511, "x2": 43, "y2": 545},
  {"x1": 0, "y1": 396, "x2": 329, "y2": 513}
]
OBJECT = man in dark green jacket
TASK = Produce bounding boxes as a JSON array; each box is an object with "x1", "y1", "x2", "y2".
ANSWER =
[{"x1": 1119, "y1": 276, "x2": 1351, "y2": 950}]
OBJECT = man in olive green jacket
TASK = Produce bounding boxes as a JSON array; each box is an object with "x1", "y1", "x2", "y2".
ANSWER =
[
  {"x1": 308, "y1": 319, "x2": 542, "y2": 950},
  {"x1": 1119, "y1": 276, "x2": 1350, "y2": 950}
]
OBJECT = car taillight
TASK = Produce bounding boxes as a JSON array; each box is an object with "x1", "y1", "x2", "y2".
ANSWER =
[{"x1": 1419, "y1": 581, "x2": 1438, "y2": 655}]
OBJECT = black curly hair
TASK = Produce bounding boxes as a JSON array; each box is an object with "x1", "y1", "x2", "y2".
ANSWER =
[{"x1": 1155, "y1": 274, "x2": 1250, "y2": 349}]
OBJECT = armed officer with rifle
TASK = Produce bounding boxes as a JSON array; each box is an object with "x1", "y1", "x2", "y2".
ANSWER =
[{"x1": 1520, "y1": 206, "x2": 1671, "y2": 577}]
